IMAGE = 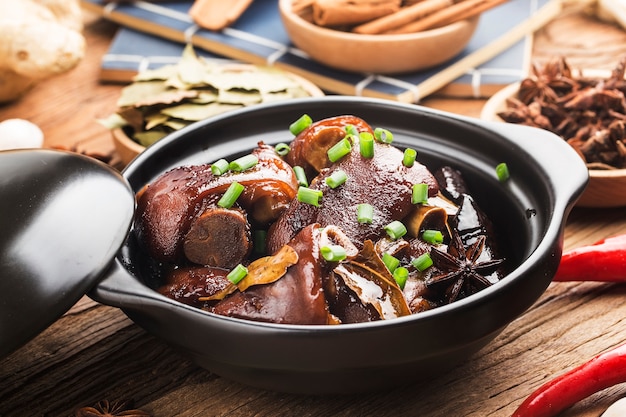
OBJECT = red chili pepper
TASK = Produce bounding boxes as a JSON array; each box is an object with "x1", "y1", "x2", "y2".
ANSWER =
[
  {"x1": 553, "y1": 233, "x2": 626, "y2": 282},
  {"x1": 512, "y1": 342, "x2": 626, "y2": 417}
]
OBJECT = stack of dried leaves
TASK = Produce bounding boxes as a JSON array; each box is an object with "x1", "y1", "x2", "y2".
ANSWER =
[
  {"x1": 100, "y1": 45, "x2": 317, "y2": 147},
  {"x1": 497, "y1": 56, "x2": 626, "y2": 170}
]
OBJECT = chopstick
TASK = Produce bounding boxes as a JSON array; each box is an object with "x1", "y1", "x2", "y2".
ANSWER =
[{"x1": 410, "y1": 0, "x2": 573, "y2": 102}]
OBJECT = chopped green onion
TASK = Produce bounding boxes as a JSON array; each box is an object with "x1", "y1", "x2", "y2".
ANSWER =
[
  {"x1": 289, "y1": 114, "x2": 312, "y2": 136},
  {"x1": 393, "y1": 267, "x2": 409, "y2": 290},
  {"x1": 294, "y1": 165, "x2": 308, "y2": 187},
  {"x1": 411, "y1": 183, "x2": 429, "y2": 205},
  {"x1": 359, "y1": 132, "x2": 374, "y2": 158},
  {"x1": 345, "y1": 124, "x2": 359, "y2": 137},
  {"x1": 374, "y1": 127, "x2": 393, "y2": 143},
  {"x1": 382, "y1": 252, "x2": 400, "y2": 273},
  {"x1": 422, "y1": 229, "x2": 444, "y2": 244},
  {"x1": 412, "y1": 253, "x2": 433, "y2": 271},
  {"x1": 217, "y1": 181, "x2": 245, "y2": 208},
  {"x1": 325, "y1": 170, "x2": 348, "y2": 188},
  {"x1": 496, "y1": 162, "x2": 510, "y2": 182},
  {"x1": 227, "y1": 264, "x2": 248, "y2": 284},
  {"x1": 327, "y1": 138, "x2": 352, "y2": 162},
  {"x1": 320, "y1": 245, "x2": 347, "y2": 262},
  {"x1": 384, "y1": 220, "x2": 407, "y2": 240},
  {"x1": 403, "y1": 148, "x2": 417, "y2": 167},
  {"x1": 253, "y1": 230, "x2": 267, "y2": 255},
  {"x1": 211, "y1": 158, "x2": 230, "y2": 176},
  {"x1": 274, "y1": 142, "x2": 290, "y2": 156},
  {"x1": 297, "y1": 186, "x2": 323, "y2": 207},
  {"x1": 357, "y1": 203, "x2": 374, "y2": 224},
  {"x1": 229, "y1": 154, "x2": 258, "y2": 172}
]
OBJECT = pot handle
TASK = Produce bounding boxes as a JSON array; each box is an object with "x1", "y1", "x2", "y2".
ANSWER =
[
  {"x1": 480, "y1": 120, "x2": 589, "y2": 205},
  {"x1": 90, "y1": 259, "x2": 163, "y2": 309}
]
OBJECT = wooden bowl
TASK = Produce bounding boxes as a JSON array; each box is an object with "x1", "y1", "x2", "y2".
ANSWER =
[
  {"x1": 112, "y1": 65, "x2": 325, "y2": 166},
  {"x1": 481, "y1": 82, "x2": 626, "y2": 208},
  {"x1": 278, "y1": 0, "x2": 480, "y2": 74}
]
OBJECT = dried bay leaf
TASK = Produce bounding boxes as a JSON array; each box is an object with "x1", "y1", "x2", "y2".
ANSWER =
[
  {"x1": 107, "y1": 44, "x2": 320, "y2": 148},
  {"x1": 161, "y1": 102, "x2": 243, "y2": 121},
  {"x1": 178, "y1": 44, "x2": 209, "y2": 86},
  {"x1": 135, "y1": 130, "x2": 168, "y2": 147},
  {"x1": 218, "y1": 89, "x2": 262, "y2": 105},
  {"x1": 134, "y1": 90, "x2": 199, "y2": 108},
  {"x1": 144, "y1": 113, "x2": 170, "y2": 130},
  {"x1": 133, "y1": 64, "x2": 179, "y2": 82}
]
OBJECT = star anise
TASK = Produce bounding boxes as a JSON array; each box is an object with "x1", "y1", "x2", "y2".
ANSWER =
[
  {"x1": 425, "y1": 232, "x2": 504, "y2": 303},
  {"x1": 74, "y1": 400, "x2": 151, "y2": 417}
]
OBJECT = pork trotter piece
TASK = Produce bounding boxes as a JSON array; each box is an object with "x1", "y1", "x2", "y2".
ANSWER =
[
  {"x1": 268, "y1": 118, "x2": 439, "y2": 253},
  {"x1": 210, "y1": 224, "x2": 332, "y2": 325},
  {"x1": 135, "y1": 144, "x2": 298, "y2": 264},
  {"x1": 183, "y1": 207, "x2": 251, "y2": 269}
]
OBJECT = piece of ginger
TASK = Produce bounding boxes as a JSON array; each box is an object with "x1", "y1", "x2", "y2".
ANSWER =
[{"x1": 0, "y1": 0, "x2": 85, "y2": 103}]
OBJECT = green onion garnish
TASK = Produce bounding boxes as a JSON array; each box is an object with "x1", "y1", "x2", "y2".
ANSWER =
[
  {"x1": 357, "y1": 203, "x2": 374, "y2": 224},
  {"x1": 412, "y1": 253, "x2": 433, "y2": 271},
  {"x1": 345, "y1": 124, "x2": 359, "y2": 137},
  {"x1": 496, "y1": 162, "x2": 510, "y2": 182},
  {"x1": 359, "y1": 132, "x2": 374, "y2": 158},
  {"x1": 229, "y1": 154, "x2": 258, "y2": 172},
  {"x1": 422, "y1": 229, "x2": 444, "y2": 244},
  {"x1": 294, "y1": 165, "x2": 308, "y2": 187},
  {"x1": 297, "y1": 186, "x2": 323, "y2": 207},
  {"x1": 320, "y1": 245, "x2": 347, "y2": 262},
  {"x1": 411, "y1": 183, "x2": 428, "y2": 205},
  {"x1": 384, "y1": 220, "x2": 407, "y2": 240},
  {"x1": 327, "y1": 138, "x2": 352, "y2": 162},
  {"x1": 211, "y1": 158, "x2": 230, "y2": 176},
  {"x1": 274, "y1": 142, "x2": 290, "y2": 156},
  {"x1": 374, "y1": 127, "x2": 393, "y2": 143},
  {"x1": 382, "y1": 252, "x2": 400, "y2": 273},
  {"x1": 217, "y1": 181, "x2": 245, "y2": 208},
  {"x1": 227, "y1": 264, "x2": 248, "y2": 284},
  {"x1": 393, "y1": 267, "x2": 409, "y2": 290},
  {"x1": 325, "y1": 170, "x2": 348, "y2": 188},
  {"x1": 289, "y1": 114, "x2": 312, "y2": 136},
  {"x1": 403, "y1": 148, "x2": 417, "y2": 167}
]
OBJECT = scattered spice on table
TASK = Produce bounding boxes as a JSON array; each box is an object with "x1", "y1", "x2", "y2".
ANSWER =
[
  {"x1": 74, "y1": 399, "x2": 151, "y2": 417},
  {"x1": 497, "y1": 56, "x2": 626, "y2": 170}
]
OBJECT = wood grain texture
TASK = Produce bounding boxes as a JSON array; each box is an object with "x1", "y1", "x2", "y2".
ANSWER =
[{"x1": 2, "y1": 9, "x2": 626, "y2": 417}]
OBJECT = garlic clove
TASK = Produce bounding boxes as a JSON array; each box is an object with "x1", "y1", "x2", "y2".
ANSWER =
[{"x1": 0, "y1": 118, "x2": 44, "y2": 150}]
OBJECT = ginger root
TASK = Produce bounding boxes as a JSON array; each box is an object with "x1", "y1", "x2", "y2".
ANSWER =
[{"x1": 0, "y1": 0, "x2": 85, "y2": 103}]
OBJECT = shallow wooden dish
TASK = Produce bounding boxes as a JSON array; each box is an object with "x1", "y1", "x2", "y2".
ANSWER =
[
  {"x1": 278, "y1": 0, "x2": 480, "y2": 74},
  {"x1": 112, "y1": 65, "x2": 325, "y2": 166},
  {"x1": 481, "y1": 82, "x2": 626, "y2": 208}
]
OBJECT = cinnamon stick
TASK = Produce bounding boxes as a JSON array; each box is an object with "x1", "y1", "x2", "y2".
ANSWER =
[
  {"x1": 388, "y1": 0, "x2": 509, "y2": 34},
  {"x1": 313, "y1": 0, "x2": 402, "y2": 27},
  {"x1": 353, "y1": 0, "x2": 453, "y2": 34}
]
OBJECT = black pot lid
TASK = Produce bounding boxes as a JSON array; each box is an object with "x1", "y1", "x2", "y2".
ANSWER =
[{"x1": 0, "y1": 149, "x2": 134, "y2": 359}]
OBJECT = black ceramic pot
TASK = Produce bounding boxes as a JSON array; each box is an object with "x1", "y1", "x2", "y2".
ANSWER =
[{"x1": 91, "y1": 97, "x2": 588, "y2": 394}]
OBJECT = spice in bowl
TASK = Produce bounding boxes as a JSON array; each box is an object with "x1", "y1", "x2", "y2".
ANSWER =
[{"x1": 496, "y1": 56, "x2": 626, "y2": 170}]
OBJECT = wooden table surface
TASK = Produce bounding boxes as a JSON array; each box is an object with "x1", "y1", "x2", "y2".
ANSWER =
[{"x1": 2, "y1": 9, "x2": 626, "y2": 417}]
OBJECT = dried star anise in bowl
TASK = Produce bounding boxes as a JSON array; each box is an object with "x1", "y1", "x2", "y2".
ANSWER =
[
  {"x1": 493, "y1": 56, "x2": 626, "y2": 170},
  {"x1": 480, "y1": 56, "x2": 626, "y2": 208}
]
